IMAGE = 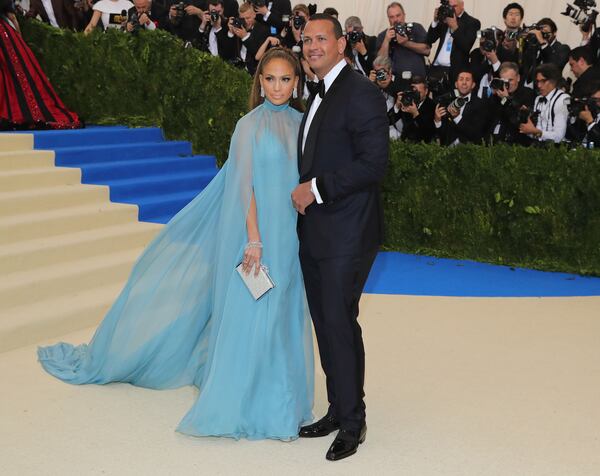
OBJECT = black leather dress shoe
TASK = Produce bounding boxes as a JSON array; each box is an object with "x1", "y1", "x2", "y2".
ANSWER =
[
  {"x1": 299, "y1": 414, "x2": 340, "y2": 438},
  {"x1": 325, "y1": 424, "x2": 367, "y2": 461}
]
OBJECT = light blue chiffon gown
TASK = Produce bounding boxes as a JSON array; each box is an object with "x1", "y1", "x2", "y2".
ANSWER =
[{"x1": 37, "y1": 100, "x2": 314, "y2": 440}]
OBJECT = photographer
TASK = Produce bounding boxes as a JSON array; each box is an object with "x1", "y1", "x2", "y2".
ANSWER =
[
  {"x1": 427, "y1": 0, "x2": 481, "y2": 85},
  {"x1": 227, "y1": 1, "x2": 270, "y2": 75},
  {"x1": 522, "y1": 18, "x2": 570, "y2": 84},
  {"x1": 376, "y1": 2, "x2": 430, "y2": 79},
  {"x1": 198, "y1": 0, "x2": 237, "y2": 61},
  {"x1": 519, "y1": 63, "x2": 570, "y2": 144},
  {"x1": 126, "y1": 0, "x2": 164, "y2": 32},
  {"x1": 434, "y1": 68, "x2": 488, "y2": 145},
  {"x1": 486, "y1": 61, "x2": 535, "y2": 145},
  {"x1": 569, "y1": 46, "x2": 600, "y2": 98},
  {"x1": 395, "y1": 76, "x2": 436, "y2": 143},
  {"x1": 251, "y1": 0, "x2": 291, "y2": 35},
  {"x1": 279, "y1": 3, "x2": 308, "y2": 50},
  {"x1": 369, "y1": 55, "x2": 404, "y2": 139},
  {"x1": 496, "y1": 3, "x2": 524, "y2": 64},
  {"x1": 345, "y1": 16, "x2": 376, "y2": 76},
  {"x1": 469, "y1": 27, "x2": 502, "y2": 98},
  {"x1": 165, "y1": 0, "x2": 207, "y2": 44},
  {"x1": 574, "y1": 81, "x2": 600, "y2": 145}
]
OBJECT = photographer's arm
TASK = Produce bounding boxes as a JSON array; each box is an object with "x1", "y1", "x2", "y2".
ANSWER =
[
  {"x1": 84, "y1": 10, "x2": 102, "y2": 35},
  {"x1": 402, "y1": 40, "x2": 431, "y2": 56},
  {"x1": 450, "y1": 17, "x2": 480, "y2": 55}
]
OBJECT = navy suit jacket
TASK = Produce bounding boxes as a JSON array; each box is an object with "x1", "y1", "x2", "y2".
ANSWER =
[{"x1": 297, "y1": 65, "x2": 389, "y2": 259}]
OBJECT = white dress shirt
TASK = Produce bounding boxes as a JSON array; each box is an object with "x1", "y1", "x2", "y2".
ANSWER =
[
  {"x1": 303, "y1": 59, "x2": 347, "y2": 204},
  {"x1": 431, "y1": 12, "x2": 464, "y2": 67},
  {"x1": 533, "y1": 88, "x2": 570, "y2": 143},
  {"x1": 41, "y1": 0, "x2": 59, "y2": 27}
]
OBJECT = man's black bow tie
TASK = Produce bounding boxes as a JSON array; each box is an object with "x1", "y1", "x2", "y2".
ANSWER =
[
  {"x1": 307, "y1": 80, "x2": 326, "y2": 98},
  {"x1": 538, "y1": 97, "x2": 548, "y2": 104}
]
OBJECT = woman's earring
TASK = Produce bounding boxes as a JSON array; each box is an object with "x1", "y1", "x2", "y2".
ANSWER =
[
  {"x1": 260, "y1": 86, "x2": 265, "y2": 98},
  {"x1": 292, "y1": 88, "x2": 298, "y2": 99}
]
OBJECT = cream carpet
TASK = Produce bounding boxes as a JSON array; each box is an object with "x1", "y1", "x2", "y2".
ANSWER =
[{"x1": 2, "y1": 294, "x2": 600, "y2": 476}]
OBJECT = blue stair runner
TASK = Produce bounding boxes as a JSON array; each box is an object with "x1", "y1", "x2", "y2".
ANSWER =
[{"x1": 31, "y1": 126, "x2": 218, "y2": 224}]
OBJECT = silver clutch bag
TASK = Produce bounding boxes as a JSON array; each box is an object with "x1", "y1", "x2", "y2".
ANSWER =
[{"x1": 236, "y1": 263, "x2": 275, "y2": 300}]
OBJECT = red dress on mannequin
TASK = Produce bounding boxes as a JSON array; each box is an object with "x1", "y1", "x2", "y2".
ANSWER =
[{"x1": 0, "y1": 14, "x2": 82, "y2": 129}]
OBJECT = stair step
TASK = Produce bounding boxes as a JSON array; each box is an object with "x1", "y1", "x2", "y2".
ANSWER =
[
  {"x1": 54, "y1": 141, "x2": 193, "y2": 165},
  {"x1": 127, "y1": 190, "x2": 199, "y2": 221},
  {"x1": 81, "y1": 156, "x2": 213, "y2": 182},
  {"x1": 30, "y1": 127, "x2": 165, "y2": 149},
  {"x1": 0, "y1": 221, "x2": 162, "y2": 273},
  {"x1": 0, "y1": 202, "x2": 139, "y2": 245},
  {"x1": 0, "y1": 282, "x2": 125, "y2": 353},
  {"x1": 0, "y1": 149, "x2": 55, "y2": 170},
  {"x1": 0, "y1": 166, "x2": 81, "y2": 192},
  {"x1": 107, "y1": 169, "x2": 216, "y2": 200},
  {"x1": 0, "y1": 184, "x2": 109, "y2": 217},
  {"x1": 0, "y1": 133, "x2": 34, "y2": 152},
  {"x1": 0, "y1": 248, "x2": 145, "y2": 310}
]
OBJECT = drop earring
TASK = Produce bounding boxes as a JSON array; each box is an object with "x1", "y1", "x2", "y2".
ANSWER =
[
  {"x1": 292, "y1": 88, "x2": 298, "y2": 99},
  {"x1": 260, "y1": 86, "x2": 265, "y2": 98}
]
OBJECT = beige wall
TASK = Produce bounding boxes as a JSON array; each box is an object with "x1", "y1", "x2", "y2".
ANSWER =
[{"x1": 319, "y1": 0, "x2": 586, "y2": 51}]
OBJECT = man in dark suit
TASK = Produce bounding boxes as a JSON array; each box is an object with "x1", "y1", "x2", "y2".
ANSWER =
[
  {"x1": 228, "y1": 1, "x2": 270, "y2": 75},
  {"x1": 397, "y1": 75, "x2": 436, "y2": 143},
  {"x1": 198, "y1": 0, "x2": 237, "y2": 61},
  {"x1": 434, "y1": 68, "x2": 488, "y2": 145},
  {"x1": 426, "y1": 0, "x2": 480, "y2": 84},
  {"x1": 344, "y1": 15, "x2": 377, "y2": 76},
  {"x1": 569, "y1": 46, "x2": 600, "y2": 98},
  {"x1": 164, "y1": 0, "x2": 207, "y2": 45},
  {"x1": 27, "y1": 0, "x2": 78, "y2": 29},
  {"x1": 251, "y1": 0, "x2": 291, "y2": 35},
  {"x1": 290, "y1": 14, "x2": 389, "y2": 462}
]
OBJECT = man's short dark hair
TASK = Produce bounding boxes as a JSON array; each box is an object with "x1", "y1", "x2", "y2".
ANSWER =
[
  {"x1": 535, "y1": 63, "x2": 562, "y2": 84},
  {"x1": 410, "y1": 75, "x2": 428, "y2": 87},
  {"x1": 569, "y1": 46, "x2": 595, "y2": 65},
  {"x1": 503, "y1": 2, "x2": 524, "y2": 19},
  {"x1": 455, "y1": 67, "x2": 475, "y2": 81},
  {"x1": 538, "y1": 17, "x2": 558, "y2": 33},
  {"x1": 307, "y1": 13, "x2": 344, "y2": 39},
  {"x1": 323, "y1": 7, "x2": 338, "y2": 17}
]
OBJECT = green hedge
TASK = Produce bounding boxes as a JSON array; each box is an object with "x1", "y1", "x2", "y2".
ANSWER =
[
  {"x1": 383, "y1": 141, "x2": 600, "y2": 275},
  {"x1": 21, "y1": 19, "x2": 251, "y2": 163},
  {"x1": 21, "y1": 19, "x2": 600, "y2": 276}
]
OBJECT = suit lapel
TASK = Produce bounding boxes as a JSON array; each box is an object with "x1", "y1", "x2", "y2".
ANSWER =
[
  {"x1": 297, "y1": 93, "x2": 315, "y2": 171},
  {"x1": 300, "y1": 65, "x2": 353, "y2": 177}
]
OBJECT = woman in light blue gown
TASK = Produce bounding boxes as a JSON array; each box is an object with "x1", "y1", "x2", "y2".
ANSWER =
[{"x1": 37, "y1": 47, "x2": 314, "y2": 441}]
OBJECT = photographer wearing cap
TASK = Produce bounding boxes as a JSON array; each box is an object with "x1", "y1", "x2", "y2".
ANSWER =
[
  {"x1": 198, "y1": 0, "x2": 237, "y2": 61},
  {"x1": 369, "y1": 55, "x2": 404, "y2": 139},
  {"x1": 434, "y1": 68, "x2": 487, "y2": 145},
  {"x1": 377, "y1": 2, "x2": 430, "y2": 79},
  {"x1": 344, "y1": 16, "x2": 376, "y2": 76},
  {"x1": 519, "y1": 63, "x2": 569, "y2": 143},
  {"x1": 427, "y1": 0, "x2": 480, "y2": 85},
  {"x1": 486, "y1": 61, "x2": 535, "y2": 145},
  {"x1": 250, "y1": 0, "x2": 291, "y2": 35},
  {"x1": 394, "y1": 76, "x2": 436, "y2": 143}
]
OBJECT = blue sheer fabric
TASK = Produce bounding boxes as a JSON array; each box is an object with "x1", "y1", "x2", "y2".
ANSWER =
[{"x1": 37, "y1": 100, "x2": 314, "y2": 440}]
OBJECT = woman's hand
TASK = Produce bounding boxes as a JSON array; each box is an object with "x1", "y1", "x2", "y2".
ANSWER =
[{"x1": 242, "y1": 242, "x2": 262, "y2": 277}]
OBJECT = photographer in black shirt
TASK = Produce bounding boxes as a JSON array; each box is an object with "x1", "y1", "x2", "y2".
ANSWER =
[{"x1": 395, "y1": 75, "x2": 436, "y2": 143}]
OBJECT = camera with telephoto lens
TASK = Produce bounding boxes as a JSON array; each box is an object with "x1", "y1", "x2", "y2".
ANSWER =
[
  {"x1": 567, "y1": 97, "x2": 600, "y2": 116},
  {"x1": 477, "y1": 27, "x2": 504, "y2": 52},
  {"x1": 347, "y1": 29, "x2": 365, "y2": 44},
  {"x1": 562, "y1": 0, "x2": 598, "y2": 32},
  {"x1": 210, "y1": 11, "x2": 220, "y2": 22},
  {"x1": 400, "y1": 89, "x2": 421, "y2": 107},
  {"x1": 490, "y1": 78, "x2": 510, "y2": 91},
  {"x1": 437, "y1": 0, "x2": 455, "y2": 22},
  {"x1": 293, "y1": 14, "x2": 306, "y2": 30},
  {"x1": 436, "y1": 89, "x2": 469, "y2": 110},
  {"x1": 517, "y1": 106, "x2": 540, "y2": 124},
  {"x1": 128, "y1": 10, "x2": 141, "y2": 32},
  {"x1": 394, "y1": 22, "x2": 414, "y2": 39},
  {"x1": 172, "y1": 1, "x2": 187, "y2": 25},
  {"x1": 375, "y1": 69, "x2": 388, "y2": 82},
  {"x1": 231, "y1": 17, "x2": 245, "y2": 29}
]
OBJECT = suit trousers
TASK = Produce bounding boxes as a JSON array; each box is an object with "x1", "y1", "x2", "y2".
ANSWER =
[{"x1": 300, "y1": 247, "x2": 378, "y2": 432}]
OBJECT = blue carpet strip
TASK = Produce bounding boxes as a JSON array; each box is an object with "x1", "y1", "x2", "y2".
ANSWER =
[{"x1": 8, "y1": 126, "x2": 598, "y2": 297}]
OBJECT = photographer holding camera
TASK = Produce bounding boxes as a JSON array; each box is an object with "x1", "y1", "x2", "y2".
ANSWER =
[
  {"x1": 227, "y1": 1, "x2": 270, "y2": 75},
  {"x1": 434, "y1": 68, "x2": 488, "y2": 145},
  {"x1": 376, "y1": 2, "x2": 430, "y2": 79},
  {"x1": 394, "y1": 75, "x2": 436, "y2": 143},
  {"x1": 250, "y1": 0, "x2": 291, "y2": 35},
  {"x1": 486, "y1": 61, "x2": 535, "y2": 145},
  {"x1": 279, "y1": 3, "x2": 309, "y2": 50},
  {"x1": 521, "y1": 18, "x2": 570, "y2": 85},
  {"x1": 427, "y1": 0, "x2": 481, "y2": 86},
  {"x1": 198, "y1": 0, "x2": 237, "y2": 61},
  {"x1": 571, "y1": 80, "x2": 600, "y2": 145},
  {"x1": 369, "y1": 55, "x2": 404, "y2": 139},
  {"x1": 569, "y1": 46, "x2": 600, "y2": 97},
  {"x1": 344, "y1": 16, "x2": 376, "y2": 76},
  {"x1": 469, "y1": 27, "x2": 503, "y2": 98},
  {"x1": 126, "y1": 0, "x2": 164, "y2": 32},
  {"x1": 519, "y1": 63, "x2": 570, "y2": 143},
  {"x1": 165, "y1": 0, "x2": 206, "y2": 44}
]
